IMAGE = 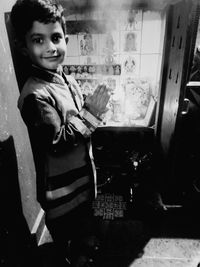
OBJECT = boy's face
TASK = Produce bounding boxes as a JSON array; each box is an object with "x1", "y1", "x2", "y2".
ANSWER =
[{"x1": 24, "y1": 21, "x2": 67, "y2": 71}]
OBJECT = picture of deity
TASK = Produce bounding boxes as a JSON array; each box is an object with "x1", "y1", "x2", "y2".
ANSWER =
[
  {"x1": 79, "y1": 33, "x2": 96, "y2": 56},
  {"x1": 124, "y1": 32, "x2": 137, "y2": 52},
  {"x1": 120, "y1": 10, "x2": 142, "y2": 31},
  {"x1": 82, "y1": 65, "x2": 90, "y2": 78},
  {"x1": 125, "y1": 9, "x2": 137, "y2": 30},
  {"x1": 114, "y1": 65, "x2": 121, "y2": 75},
  {"x1": 69, "y1": 65, "x2": 77, "y2": 77},
  {"x1": 124, "y1": 56, "x2": 136, "y2": 74},
  {"x1": 121, "y1": 55, "x2": 139, "y2": 76},
  {"x1": 103, "y1": 33, "x2": 115, "y2": 55},
  {"x1": 124, "y1": 79, "x2": 150, "y2": 121},
  {"x1": 76, "y1": 65, "x2": 83, "y2": 79}
]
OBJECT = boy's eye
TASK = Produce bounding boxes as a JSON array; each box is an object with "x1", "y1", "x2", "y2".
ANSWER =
[
  {"x1": 32, "y1": 37, "x2": 43, "y2": 44},
  {"x1": 52, "y1": 34, "x2": 63, "y2": 43}
]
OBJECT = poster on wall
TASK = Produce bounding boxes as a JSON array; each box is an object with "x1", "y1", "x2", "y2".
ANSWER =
[
  {"x1": 120, "y1": 9, "x2": 142, "y2": 31},
  {"x1": 121, "y1": 31, "x2": 141, "y2": 53},
  {"x1": 78, "y1": 33, "x2": 98, "y2": 56},
  {"x1": 121, "y1": 55, "x2": 140, "y2": 76},
  {"x1": 101, "y1": 78, "x2": 156, "y2": 127}
]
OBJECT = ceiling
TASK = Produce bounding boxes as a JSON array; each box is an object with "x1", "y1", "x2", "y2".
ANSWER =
[{"x1": 60, "y1": 0, "x2": 183, "y2": 15}]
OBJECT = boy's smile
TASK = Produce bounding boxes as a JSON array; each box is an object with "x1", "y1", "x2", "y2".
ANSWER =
[{"x1": 24, "y1": 21, "x2": 67, "y2": 71}]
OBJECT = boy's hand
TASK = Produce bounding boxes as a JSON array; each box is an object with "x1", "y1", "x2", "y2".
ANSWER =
[{"x1": 85, "y1": 84, "x2": 112, "y2": 118}]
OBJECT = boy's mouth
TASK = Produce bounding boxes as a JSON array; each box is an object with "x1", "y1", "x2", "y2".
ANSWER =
[{"x1": 43, "y1": 55, "x2": 60, "y2": 60}]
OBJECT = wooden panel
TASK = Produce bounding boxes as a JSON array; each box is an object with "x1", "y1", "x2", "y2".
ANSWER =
[
  {"x1": 155, "y1": 0, "x2": 200, "y2": 201},
  {"x1": 156, "y1": 0, "x2": 199, "y2": 161},
  {"x1": 160, "y1": 1, "x2": 190, "y2": 155}
]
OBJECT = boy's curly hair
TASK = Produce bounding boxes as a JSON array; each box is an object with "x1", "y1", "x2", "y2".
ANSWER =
[{"x1": 10, "y1": 0, "x2": 66, "y2": 44}]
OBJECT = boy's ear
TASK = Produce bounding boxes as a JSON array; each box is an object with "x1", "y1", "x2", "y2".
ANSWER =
[{"x1": 65, "y1": 35, "x2": 69, "y2": 44}]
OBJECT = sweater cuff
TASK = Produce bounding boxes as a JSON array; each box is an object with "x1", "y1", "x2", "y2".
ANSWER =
[
  {"x1": 68, "y1": 108, "x2": 102, "y2": 138},
  {"x1": 79, "y1": 108, "x2": 102, "y2": 130}
]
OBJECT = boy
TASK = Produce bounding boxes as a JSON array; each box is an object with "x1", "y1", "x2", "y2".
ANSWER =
[{"x1": 10, "y1": 0, "x2": 111, "y2": 266}]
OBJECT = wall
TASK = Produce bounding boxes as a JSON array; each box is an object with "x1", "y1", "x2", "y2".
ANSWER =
[
  {"x1": 0, "y1": 0, "x2": 42, "y2": 252},
  {"x1": 62, "y1": 4, "x2": 166, "y2": 127}
]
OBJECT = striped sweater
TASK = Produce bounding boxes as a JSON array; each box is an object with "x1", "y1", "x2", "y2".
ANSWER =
[{"x1": 18, "y1": 65, "x2": 101, "y2": 220}]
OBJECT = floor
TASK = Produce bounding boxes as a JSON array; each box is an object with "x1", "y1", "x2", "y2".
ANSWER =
[
  {"x1": 126, "y1": 209, "x2": 200, "y2": 267},
  {"x1": 37, "y1": 182, "x2": 200, "y2": 267},
  {"x1": 90, "y1": 190, "x2": 200, "y2": 267},
  {"x1": 129, "y1": 238, "x2": 200, "y2": 267}
]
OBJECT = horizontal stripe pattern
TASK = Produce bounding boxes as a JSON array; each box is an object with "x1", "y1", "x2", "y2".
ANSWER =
[
  {"x1": 46, "y1": 175, "x2": 89, "y2": 200},
  {"x1": 44, "y1": 161, "x2": 95, "y2": 219},
  {"x1": 47, "y1": 165, "x2": 91, "y2": 190},
  {"x1": 47, "y1": 143, "x2": 88, "y2": 178},
  {"x1": 45, "y1": 180, "x2": 92, "y2": 209},
  {"x1": 46, "y1": 189, "x2": 90, "y2": 219}
]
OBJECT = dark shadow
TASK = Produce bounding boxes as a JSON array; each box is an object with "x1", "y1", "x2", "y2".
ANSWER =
[
  {"x1": 91, "y1": 124, "x2": 200, "y2": 261},
  {"x1": 0, "y1": 136, "x2": 39, "y2": 267},
  {"x1": 4, "y1": 12, "x2": 32, "y2": 92},
  {"x1": 92, "y1": 218, "x2": 150, "y2": 267}
]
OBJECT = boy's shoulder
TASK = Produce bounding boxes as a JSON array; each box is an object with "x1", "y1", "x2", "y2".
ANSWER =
[
  {"x1": 23, "y1": 76, "x2": 49, "y2": 92},
  {"x1": 18, "y1": 76, "x2": 51, "y2": 109}
]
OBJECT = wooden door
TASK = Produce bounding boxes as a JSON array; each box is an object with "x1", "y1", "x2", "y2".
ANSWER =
[{"x1": 155, "y1": 0, "x2": 200, "y2": 198}]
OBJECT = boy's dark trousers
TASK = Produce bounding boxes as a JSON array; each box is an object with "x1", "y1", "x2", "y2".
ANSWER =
[{"x1": 45, "y1": 204, "x2": 99, "y2": 266}]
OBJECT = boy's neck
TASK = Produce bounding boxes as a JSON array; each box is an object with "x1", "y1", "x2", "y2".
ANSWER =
[{"x1": 32, "y1": 64, "x2": 63, "y2": 75}]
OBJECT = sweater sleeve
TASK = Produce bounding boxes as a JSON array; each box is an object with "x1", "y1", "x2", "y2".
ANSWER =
[
  {"x1": 21, "y1": 94, "x2": 102, "y2": 153},
  {"x1": 64, "y1": 74, "x2": 103, "y2": 136}
]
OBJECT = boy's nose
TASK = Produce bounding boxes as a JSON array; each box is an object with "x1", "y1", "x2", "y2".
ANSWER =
[{"x1": 46, "y1": 41, "x2": 57, "y2": 53}]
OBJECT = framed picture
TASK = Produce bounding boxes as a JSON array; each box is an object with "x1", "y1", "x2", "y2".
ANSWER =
[
  {"x1": 78, "y1": 33, "x2": 98, "y2": 56},
  {"x1": 100, "y1": 78, "x2": 156, "y2": 127},
  {"x1": 132, "y1": 96, "x2": 156, "y2": 127},
  {"x1": 121, "y1": 55, "x2": 140, "y2": 76},
  {"x1": 120, "y1": 31, "x2": 141, "y2": 53}
]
